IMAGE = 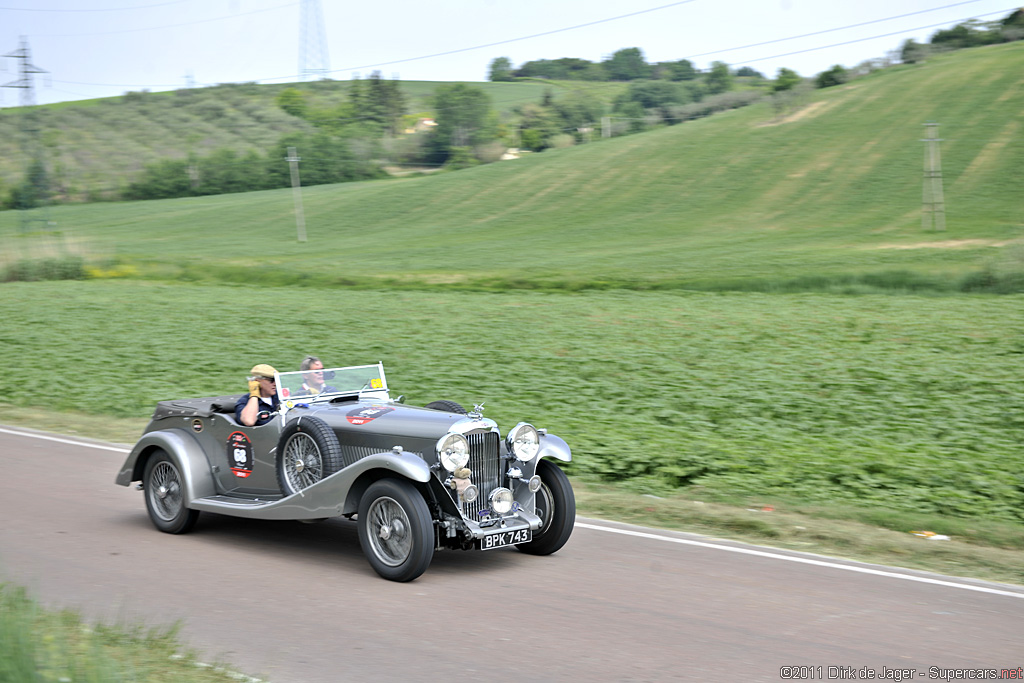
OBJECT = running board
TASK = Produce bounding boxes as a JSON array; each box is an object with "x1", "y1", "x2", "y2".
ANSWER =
[{"x1": 189, "y1": 492, "x2": 344, "y2": 520}]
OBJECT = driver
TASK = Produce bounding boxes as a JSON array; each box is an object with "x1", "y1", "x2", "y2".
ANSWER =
[
  {"x1": 300, "y1": 355, "x2": 338, "y2": 394},
  {"x1": 235, "y1": 364, "x2": 280, "y2": 426}
]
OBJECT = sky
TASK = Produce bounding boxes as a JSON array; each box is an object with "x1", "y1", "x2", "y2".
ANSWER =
[{"x1": 1, "y1": 0, "x2": 1019, "y2": 107}]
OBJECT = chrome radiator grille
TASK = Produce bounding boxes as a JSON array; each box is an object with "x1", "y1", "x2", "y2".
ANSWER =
[{"x1": 464, "y1": 431, "x2": 501, "y2": 519}]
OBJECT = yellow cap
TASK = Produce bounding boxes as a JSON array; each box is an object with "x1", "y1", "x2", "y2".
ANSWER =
[{"x1": 250, "y1": 364, "x2": 277, "y2": 379}]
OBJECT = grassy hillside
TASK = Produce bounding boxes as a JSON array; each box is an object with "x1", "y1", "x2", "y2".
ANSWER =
[
  {"x1": 2, "y1": 42, "x2": 1021, "y2": 291},
  {"x1": 0, "y1": 78, "x2": 619, "y2": 200}
]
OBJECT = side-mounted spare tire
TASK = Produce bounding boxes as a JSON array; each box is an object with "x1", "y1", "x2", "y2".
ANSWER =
[
  {"x1": 424, "y1": 400, "x2": 467, "y2": 414},
  {"x1": 276, "y1": 416, "x2": 344, "y2": 495}
]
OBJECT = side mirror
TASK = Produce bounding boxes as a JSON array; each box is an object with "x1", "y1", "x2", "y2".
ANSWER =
[{"x1": 394, "y1": 395, "x2": 406, "y2": 404}]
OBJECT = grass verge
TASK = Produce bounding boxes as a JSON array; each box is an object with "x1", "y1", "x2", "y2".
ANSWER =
[
  {"x1": 0, "y1": 584, "x2": 262, "y2": 683},
  {"x1": 3, "y1": 405, "x2": 1021, "y2": 587}
]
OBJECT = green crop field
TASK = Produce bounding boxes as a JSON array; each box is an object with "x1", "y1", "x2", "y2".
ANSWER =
[{"x1": 1, "y1": 281, "x2": 1021, "y2": 525}]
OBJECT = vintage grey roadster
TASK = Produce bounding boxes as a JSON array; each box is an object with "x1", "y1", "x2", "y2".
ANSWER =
[{"x1": 115, "y1": 363, "x2": 575, "y2": 581}]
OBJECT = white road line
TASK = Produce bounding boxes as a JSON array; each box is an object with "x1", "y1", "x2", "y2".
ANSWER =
[
  {"x1": 0, "y1": 426, "x2": 130, "y2": 453},
  {"x1": 576, "y1": 521, "x2": 1024, "y2": 599},
  {"x1": 4, "y1": 425, "x2": 1021, "y2": 600}
]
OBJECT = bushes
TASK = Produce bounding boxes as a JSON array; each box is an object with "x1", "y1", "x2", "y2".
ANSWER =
[
  {"x1": 2, "y1": 256, "x2": 85, "y2": 282},
  {"x1": 124, "y1": 132, "x2": 384, "y2": 201}
]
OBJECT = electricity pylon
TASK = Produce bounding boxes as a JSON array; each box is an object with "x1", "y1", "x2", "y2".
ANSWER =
[
  {"x1": 3, "y1": 36, "x2": 48, "y2": 107},
  {"x1": 299, "y1": 0, "x2": 330, "y2": 80}
]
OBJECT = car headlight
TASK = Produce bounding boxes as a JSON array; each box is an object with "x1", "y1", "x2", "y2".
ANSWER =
[
  {"x1": 489, "y1": 487, "x2": 514, "y2": 514},
  {"x1": 436, "y1": 433, "x2": 470, "y2": 471},
  {"x1": 506, "y1": 423, "x2": 540, "y2": 462}
]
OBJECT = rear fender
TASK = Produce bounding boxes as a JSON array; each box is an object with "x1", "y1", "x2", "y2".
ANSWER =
[{"x1": 115, "y1": 429, "x2": 216, "y2": 504}]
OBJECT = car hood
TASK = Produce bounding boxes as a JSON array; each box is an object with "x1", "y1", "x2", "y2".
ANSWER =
[{"x1": 292, "y1": 401, "x2": 494, "y2": 441}]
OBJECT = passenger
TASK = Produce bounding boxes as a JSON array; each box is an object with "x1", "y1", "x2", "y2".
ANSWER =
[
  {"x1": 235, "y1": 364, "x2": 280, "y2": 426},
  {"x1": 300, "y1": 355, "x2": 338, "y2": 394}
]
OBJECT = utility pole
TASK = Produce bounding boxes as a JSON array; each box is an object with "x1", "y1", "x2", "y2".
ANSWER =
[
  {"x1": 299, "y1": 0, "x2": 330, "y2": 80},
  {"x1": 921, "y1": 123, "x2": 946, "y2": 232},
  {"x1": 286, "y1": 147, "x2": 308, "y2": 243}
]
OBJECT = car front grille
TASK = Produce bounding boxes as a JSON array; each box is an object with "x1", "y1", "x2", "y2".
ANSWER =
[{"x1": 464, "y1": 431, "x2": 501, "y2": 519}]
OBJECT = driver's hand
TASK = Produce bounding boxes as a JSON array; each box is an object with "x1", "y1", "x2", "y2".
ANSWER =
[{"x1": 248, "y1": 379, "x2": 261, "y2": 397}]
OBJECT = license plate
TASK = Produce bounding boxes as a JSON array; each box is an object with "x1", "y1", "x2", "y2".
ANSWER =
[{"x1": 479, "y1": 527, "x2": 532, "y2": 551}]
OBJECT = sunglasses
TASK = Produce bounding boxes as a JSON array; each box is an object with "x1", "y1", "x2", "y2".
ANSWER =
[{"x1": 258, "y1": 377, "x2": 276, "y2": 382}]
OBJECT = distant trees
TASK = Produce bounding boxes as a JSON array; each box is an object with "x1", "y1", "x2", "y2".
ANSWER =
[
  {"x1": 897, "y1": 10, "x2": 1024, "y2": 65},
  {"x1": 603, "y1": 48, "x2": 651, "y2": 81},
  {"x1": 772, "y1": 68, "x2": 802, "y2": 93},
  {"x1": 488, "y1": 57, "x2": 514, "y2": 82},
  {"x1": 656, "y1": 59, "x2": 698, "y2": 81},
  {"x1": 514, "y1": 57, "x2": 606, "y2": 80},
  {"x1": 276, "y1": 88, "x2": 308, "y2": 118},
  {"x1": 5, "y1": 157, "x2": 49, "y2": 209},
  {"x1": 427, "y1": 84, "x2": 498, "y2": 163},
  {"x1": 815, "y1": 65, "x2": 848, "y2": 89},
  {"x1": 124, "y1": 131, "x2": 385, "y2": 201},
  {"x1": 705, "y1": 61, "x2": 733, "y2": 94}
]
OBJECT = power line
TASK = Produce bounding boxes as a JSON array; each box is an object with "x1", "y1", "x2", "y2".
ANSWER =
[
  {"x1": 36, "y1": 1, "x2": 298, "y2": 38},
  {"x1": 682, "y1": 0, "x2": 987, "y2": 60},
  {"x1": 729, "y1": 8, "x2": 1015, "y2": 68},
  {"x1": 0, "y1": 0, "x2": 189, "y2": 12},
  {"x1": 43, "y1": 2, "x2": 1017, "y2": 94}
]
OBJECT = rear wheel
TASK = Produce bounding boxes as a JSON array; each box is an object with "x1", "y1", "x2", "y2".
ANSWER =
[
  {"x1": 518, "y1": 459, "x2": 575, "y2": 556},
  {"x1": 357, "y1": 478, "x2": 434, "y2": 582},
  {"x1": 276, "y1": 417, "x2": 343, "y2": 495},
  {"x1": 143, "y1": 449, "x2": 199, "y2": 534},
  {"x1": 424, "y1": 400, "x2": 466, "y2": 414}
]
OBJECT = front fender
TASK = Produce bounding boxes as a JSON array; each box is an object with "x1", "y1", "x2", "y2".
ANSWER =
[
  {"x1": 115, "y1": 429, "x2": 216, "y2": 504},
  {"x1": 538, "y1": 433, "x2": 571, "y2": 463}
]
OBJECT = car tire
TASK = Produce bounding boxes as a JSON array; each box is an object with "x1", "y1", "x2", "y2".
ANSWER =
[
  {"x1": 276, "y1": 416, "x2": 344, "y2": 496},
  {"x1": 517, "y1": 459, "x2": 575, "y2": 556},
  {"x1": 357, "y1": 478, "x2": 434, "y2": 582},
  {"x1": 424, "y1": 400, "x2": 467, "y2": 414},
  {"x1": 143, "y1": 449, "x2": 200, "y2": 534}
]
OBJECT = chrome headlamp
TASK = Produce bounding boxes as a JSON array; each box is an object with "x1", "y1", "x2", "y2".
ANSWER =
[
  {"x1": 506, "y1": 422, "x2": 540, "y2": 462},
  {"x1": 436, "y1": 433, "x2": 470, "y2": 471},
  {"x1": 489, "y1": 487, "x2": 514, "y2": 514}
]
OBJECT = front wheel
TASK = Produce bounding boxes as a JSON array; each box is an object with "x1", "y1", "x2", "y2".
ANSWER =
[
  {"x1": 357, "y1": 479, "x2": 434, "y2": 582},
  {"x1": 518, "y1": 459, "x2": 575, "y2": 556},
  {"x1": 143, "y1": 449, "x2": 199, "y2": 534}
]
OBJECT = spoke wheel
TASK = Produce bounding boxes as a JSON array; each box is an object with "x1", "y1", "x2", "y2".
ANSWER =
[
  {"x1": 357, "y1": 479, "x2": 434, "y2": 582},
  {"x1": 518, "y1": 459, "x2": 575, "y2": 556},
  {"x1": 143, "y1": 449, "x2": 199, "y2": 534},
  {"x1": 275, "y1": 417, "x2": 343, "y2": 496},
  {"x1": 366, "y1": 496, "x2": 412, "y2": 567},
  {"x1": 282, "y1": 432, "x2": 323, "y2": 491}
]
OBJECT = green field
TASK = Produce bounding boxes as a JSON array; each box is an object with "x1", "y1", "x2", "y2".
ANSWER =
[{"x1": 1, "y1": 281, "x2": 1021, "y2": 526}]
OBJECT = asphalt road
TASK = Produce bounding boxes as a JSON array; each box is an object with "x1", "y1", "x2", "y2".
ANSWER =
[{"x1": 2, "y1": 425, "x2": 1022, "y2": 683}]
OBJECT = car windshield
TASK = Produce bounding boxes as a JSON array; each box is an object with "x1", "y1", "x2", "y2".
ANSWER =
[{"x1": 276, "y1": 363, "x2": 387, "y2": 402}]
